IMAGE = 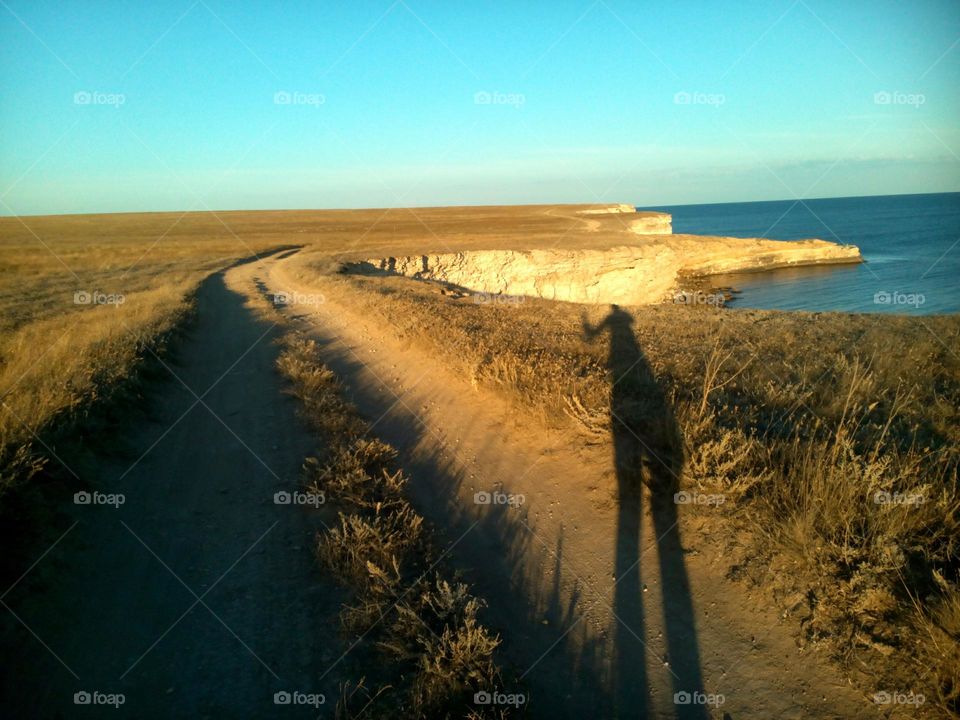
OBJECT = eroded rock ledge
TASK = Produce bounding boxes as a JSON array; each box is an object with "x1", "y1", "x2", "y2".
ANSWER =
[
  {"x1": 577, "y1": 205, "x2": 673, "y2": 234},
  {"x1": 346, "y1": 209, "x2": 862, "y2": 305}
]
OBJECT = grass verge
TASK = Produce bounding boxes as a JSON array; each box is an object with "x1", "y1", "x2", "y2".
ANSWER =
[{"x1": 276, "y1": 333, "x2": 516, "y2": 719}]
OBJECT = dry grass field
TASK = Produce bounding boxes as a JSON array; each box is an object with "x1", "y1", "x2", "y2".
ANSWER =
[
  {"x1": 0, "y1": 211, "x2": 306, "y2": 492},
  {"x1": 0, "y1": 204, "x2": 662, "y2": 493},
  {"x1": 285, "y1": 263, "x2": 960, "y2": 715},
  {"x1": 2, "y1": 204, "x2": 957, "y2": 717}
]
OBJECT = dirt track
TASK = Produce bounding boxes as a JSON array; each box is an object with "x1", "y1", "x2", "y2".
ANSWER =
[
  {"x1": 2, "y1": 253, "x2": 877, "y2": 719},
  {"x1": 0, "y1": 265, "x2": 342, "y2": 717},
  {"x1": 259, "y1": 253, "x2": 875, "y2": 720}
]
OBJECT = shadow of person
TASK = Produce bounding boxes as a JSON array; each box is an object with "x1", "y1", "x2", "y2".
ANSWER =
[{"x1": 583, "y1": 305, "x2": 707, "y2": 719}]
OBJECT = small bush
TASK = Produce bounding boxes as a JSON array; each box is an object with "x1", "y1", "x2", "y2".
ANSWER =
[{"x1": 318, "y1": 506, "x2": 424, "y2": 589}]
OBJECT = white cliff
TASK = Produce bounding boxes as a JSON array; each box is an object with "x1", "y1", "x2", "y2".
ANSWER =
[{"x1": 352, "y1": 234, "x2": 861, "y2": 306}]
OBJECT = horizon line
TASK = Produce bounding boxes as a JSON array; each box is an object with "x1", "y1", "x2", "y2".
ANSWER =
[{"x1": 1, "y1": 189, "x2": 957, "y2": 220}]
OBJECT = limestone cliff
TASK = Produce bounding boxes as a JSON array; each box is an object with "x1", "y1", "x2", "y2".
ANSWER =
[{"x1": 351, "y1": 234, "x2": 861, "y2": 306}]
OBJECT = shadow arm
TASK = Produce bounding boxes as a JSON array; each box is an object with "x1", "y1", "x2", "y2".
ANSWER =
[{"x1": 581, "y1": 312, "x2": 604, "y2": 340}]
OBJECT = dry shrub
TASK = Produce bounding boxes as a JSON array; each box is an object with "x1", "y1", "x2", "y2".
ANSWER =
[
  {"x1": 759, "y1": 431, "x2": 957, "y2": 641},
  {"x1": 563, "y1": 394, "x2": 609, "y2": 443},
  {"x1": 336, "y1": 556, "x2": 408, "y2": 636},
  {"x1": 690, "y1": 352, "x2": 960, "y2": 714},
  {"x1": 304, "y1": 439, "x2": 405, "y2": 511},
  {"x1": 411, "y1": 613, "x2": 501, "y2": 716},
  {"x1": 682, "y1": 418, "x2": 768, "y2": 495},
  {"x1": 381, "y1": 578, "x2": 484, "y2": 660},
  {"x1": 0, "y1": 439, "x2": 47, "y2": 492},
  {"x1": 319, "y1": 506, "x2": 424, "y2": 589},
  {"x1": 379, "y1": 578, "x2": 502, "y2": 717},
  {"x1": 914, "y1": 590, "x2": 960, "y2": 712},
  {"x1": 670, "y1": 343, "x2": 960, "y2": 713}
]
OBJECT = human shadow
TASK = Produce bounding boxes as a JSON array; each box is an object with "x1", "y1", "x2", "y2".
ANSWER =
[{"x1": 583, "y1": 305, "x2": 707, "y2": 719}]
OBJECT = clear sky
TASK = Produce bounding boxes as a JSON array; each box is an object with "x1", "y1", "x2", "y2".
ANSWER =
[{"x1": 1, "y1": 0, "x2": 958, "y2": 215}]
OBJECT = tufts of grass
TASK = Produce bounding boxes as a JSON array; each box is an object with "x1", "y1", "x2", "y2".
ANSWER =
[
  {"x1": 276, "y1": 332, "x2": 511, "y2": 719},
  {"x1": 319, "y1": 506, "x2": 425, "y2": 590}
]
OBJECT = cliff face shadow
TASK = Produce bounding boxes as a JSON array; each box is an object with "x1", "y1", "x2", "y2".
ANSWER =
[{"x1": 583, "y1": 304, "x2": 707, "y2": 719}]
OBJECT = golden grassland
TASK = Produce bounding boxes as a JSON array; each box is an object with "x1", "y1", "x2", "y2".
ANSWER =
[
  {"x1": 292, "y1": 263, "x2": 960, "y2": 716},
  {"x1": 0, "y1": 211, "x2": 307, "y2": 489},
  {"x1": 0, "y1": 204, "x2": 659, "y2": 492},
  {"x1": 2, "y1": 205, "x2": 958, "y2": 714}
]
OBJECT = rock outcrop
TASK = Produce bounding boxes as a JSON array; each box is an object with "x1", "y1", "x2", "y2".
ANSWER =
[
  {"x1": 577, "y1": 205, "x2": 672, "y2": 234},
  {"x1": 628, "y1": 215, "x2": 673, "y2": 235},
  {"x1": 578, "y1": 204, "x2": 638, "y2": 215},
  {"x1": 350, "y1": 235, "x2": 862, "y2": 306}
]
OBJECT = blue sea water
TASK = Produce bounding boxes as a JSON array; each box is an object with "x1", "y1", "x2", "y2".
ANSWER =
[{"x1": 640, "y1": 193, "x2": 960, "y2": 315}]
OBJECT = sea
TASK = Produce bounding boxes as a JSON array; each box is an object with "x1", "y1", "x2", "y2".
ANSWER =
[{"x1": 639, "y1": 192, "x2": 960, "y2": 315}]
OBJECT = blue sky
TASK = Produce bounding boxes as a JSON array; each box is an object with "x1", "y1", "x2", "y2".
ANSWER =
[{"x1": 1, "y1": 0, "x2": 958, "y2": 215}]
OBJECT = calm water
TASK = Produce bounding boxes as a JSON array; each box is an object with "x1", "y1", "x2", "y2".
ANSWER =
[{"x1": 640, "y1": 193, "x2": 960, "y2": 314}]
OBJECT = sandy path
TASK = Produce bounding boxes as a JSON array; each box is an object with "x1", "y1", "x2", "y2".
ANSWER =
[
  {"x1": 0, "y1": 265, "x2": 343, "y2": 717},
  {"x1": 259, "y1": 253, "x2": 875, "y2": 720}
]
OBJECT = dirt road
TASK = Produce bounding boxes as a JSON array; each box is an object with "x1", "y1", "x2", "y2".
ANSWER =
[
  {"x1": 0, "y1": 265, "x2": 343, "y2": 717},
  {"x1": 260, "y1": 253, "x2": 875, "y2": 720},
  {"x1": 1, "y1": 253, "x2": 876, "y2": 719}
]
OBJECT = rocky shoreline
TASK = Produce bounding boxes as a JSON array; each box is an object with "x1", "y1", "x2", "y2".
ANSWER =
[{"x1": 347, "y1": 205, "x2": 861, "y2": 306}]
